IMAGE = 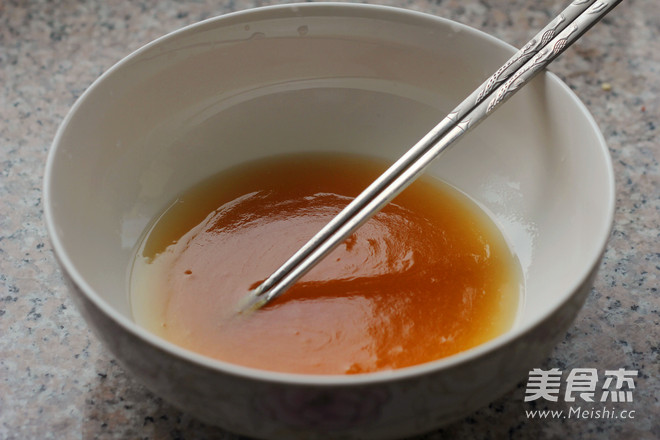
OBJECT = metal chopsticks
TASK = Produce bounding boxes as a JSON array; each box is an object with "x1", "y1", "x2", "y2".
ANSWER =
[{"x1": 239, "y1": 0, "x2": 622, "y2": 312}]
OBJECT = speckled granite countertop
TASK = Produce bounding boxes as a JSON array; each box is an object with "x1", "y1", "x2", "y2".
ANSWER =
[{"x1": 1, "y1": 0, "x2": 658, "y2": 438}]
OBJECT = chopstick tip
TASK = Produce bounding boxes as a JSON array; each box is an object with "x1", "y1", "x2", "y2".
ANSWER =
[{"x1": 235, "y1": 289, "x2": 269, "y2": 315}]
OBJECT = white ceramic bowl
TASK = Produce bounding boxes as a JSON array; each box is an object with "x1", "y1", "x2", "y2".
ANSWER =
[{"x1": 44, "y1": 3, "x2": 614, "y2": 439}]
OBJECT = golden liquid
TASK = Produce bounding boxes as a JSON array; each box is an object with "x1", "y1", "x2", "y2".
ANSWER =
[{"x1": 130, "y1": 153, "x2": 521, "y2": 374}]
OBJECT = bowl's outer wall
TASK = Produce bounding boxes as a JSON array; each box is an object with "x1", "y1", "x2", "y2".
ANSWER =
[{"x1": 63, "y1": 257, "x2": 599, "y2": 439}]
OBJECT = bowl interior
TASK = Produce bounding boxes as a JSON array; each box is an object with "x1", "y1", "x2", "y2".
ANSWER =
[{"x1": 46, "y1": 4, "x2": 613, "y2": 370}]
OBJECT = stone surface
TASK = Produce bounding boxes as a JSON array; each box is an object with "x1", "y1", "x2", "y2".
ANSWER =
[{"x1": 1, "y1": 0, "x2": 658, "y2": 438}]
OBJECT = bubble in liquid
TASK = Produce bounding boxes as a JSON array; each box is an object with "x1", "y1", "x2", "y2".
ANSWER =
[{"x1": 297, "y1": 25, "x2": 309, "y2": 36}]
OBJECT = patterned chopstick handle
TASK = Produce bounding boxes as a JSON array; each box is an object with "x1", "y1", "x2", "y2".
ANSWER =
[
  {"x1": 482, "y1": 0, "x2": 622, "y2": 116},
  {"x1": 446, "y1": 0, "x2": 598, "y2": 127}
]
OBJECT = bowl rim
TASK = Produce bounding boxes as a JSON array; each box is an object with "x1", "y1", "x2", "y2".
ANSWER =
[{"x1": 44, "y1": 1, "x2": 615, "y2": 386}]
